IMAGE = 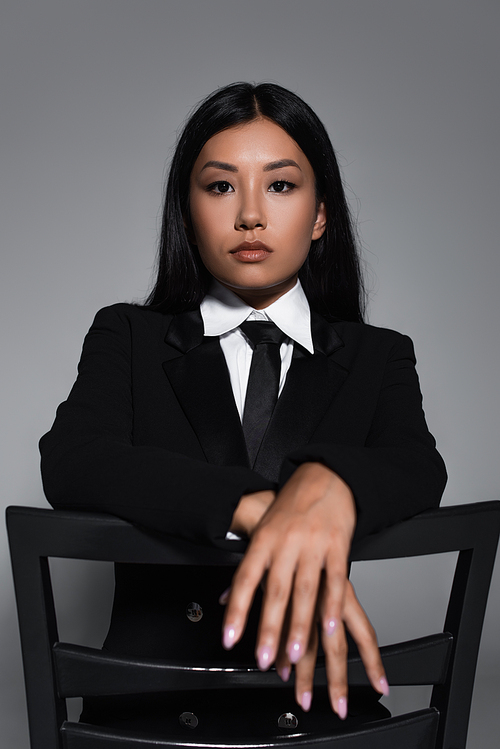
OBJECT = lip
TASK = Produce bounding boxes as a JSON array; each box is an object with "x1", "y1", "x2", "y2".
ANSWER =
[{"x1": 229, "y1": 241, "x2": 272, "y2": 262}]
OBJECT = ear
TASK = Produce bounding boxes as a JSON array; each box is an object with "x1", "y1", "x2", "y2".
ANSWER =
[{"x1": 311, "y1": 201, "x2": 327, "y2": 241}]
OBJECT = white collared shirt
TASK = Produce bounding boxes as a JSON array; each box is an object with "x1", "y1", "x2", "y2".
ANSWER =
[{"x1": 200, "y1": 279, "x2": 313, "y2": 420}]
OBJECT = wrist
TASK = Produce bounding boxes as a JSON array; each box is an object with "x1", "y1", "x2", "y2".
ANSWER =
[
  {"x1": 230, "y1": 490, "x2": 275, "y2": 537},
  {"x1": 283, "y1": 462, "x2": 356, "y2": 528},
  {"x1": 290, "y1": 461, "x2": 350, "y2": 499}
]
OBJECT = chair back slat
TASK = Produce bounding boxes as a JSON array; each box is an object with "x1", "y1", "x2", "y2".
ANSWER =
[
  {"x1": 54, "y1": 633, "x2": 453, "y2": 699},
  {"x1": 60, "y1": 710, "x2": 439, "y2": 749}
]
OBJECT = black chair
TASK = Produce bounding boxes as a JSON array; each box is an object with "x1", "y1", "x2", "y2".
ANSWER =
[{"x1": 7, "y1": 502, "x2": 500, "y2": 749}]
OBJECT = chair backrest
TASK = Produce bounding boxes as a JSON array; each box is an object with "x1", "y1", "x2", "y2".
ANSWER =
[{"x1": 7, "y1": 501, "x2": 500, "y2": 749}]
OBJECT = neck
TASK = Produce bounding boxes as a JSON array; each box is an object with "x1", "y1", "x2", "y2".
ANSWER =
[{"x1": 217, "y1": 276, "x2": 297, "y2": 309}]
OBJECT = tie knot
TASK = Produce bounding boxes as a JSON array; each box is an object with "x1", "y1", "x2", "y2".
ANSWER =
[{"x1": 240, "y1": 321, "x2": 287, "y2": 348}]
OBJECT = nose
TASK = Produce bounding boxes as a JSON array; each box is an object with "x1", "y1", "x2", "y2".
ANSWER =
[{"x1": 235, "y1": 189, "x2": 266, "y2": 231}]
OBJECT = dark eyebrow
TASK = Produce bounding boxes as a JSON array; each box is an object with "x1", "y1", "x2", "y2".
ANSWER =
[
  {"x1": 263, "y1": 159, "x2": 301, "y2": 172},
  {"x1": 200, "y1": 160, "x2": 238, "y2": 173},
  {"x1": 200, "y1": 158, "x2": 302, "y2": 174}
]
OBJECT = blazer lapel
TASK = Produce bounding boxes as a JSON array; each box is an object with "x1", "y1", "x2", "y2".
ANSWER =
[
  {"x1": 253, "y1": 313, "x2": 348, "y2": 482},
  {"x1": 162, "y1": 309, "x2": 349, "y2": 483},
  {"x1": 163, "y1": 311, "x2": 249, "y2": 469}
]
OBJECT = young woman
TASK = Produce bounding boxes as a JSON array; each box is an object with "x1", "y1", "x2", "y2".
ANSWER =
[{"x1": 40, "y1": 82, "x2": 447, "y2": 729}]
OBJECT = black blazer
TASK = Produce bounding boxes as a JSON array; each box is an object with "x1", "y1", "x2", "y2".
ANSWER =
[{"x1": 40, "y1": 303, "x2": 447, "y2": 661}]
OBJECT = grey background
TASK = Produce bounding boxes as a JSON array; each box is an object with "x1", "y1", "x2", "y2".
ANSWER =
[{"x1": 1, "y1": 1, "x2": 498, "y2": 746}]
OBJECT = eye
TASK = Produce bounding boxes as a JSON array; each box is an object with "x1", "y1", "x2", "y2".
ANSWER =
[
  {"x1": 268, "y1": 180, "x2": 296, "y2": 193},
  {"x1": 207, "y1": 181, "x2": 234, "y2": 195}
]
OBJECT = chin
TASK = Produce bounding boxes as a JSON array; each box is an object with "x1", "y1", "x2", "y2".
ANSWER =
[{"x1": 225, "y1": 278, "x2": 290, "y2": 292}]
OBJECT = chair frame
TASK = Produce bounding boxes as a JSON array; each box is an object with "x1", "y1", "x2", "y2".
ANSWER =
[{"x1": 7, "y1": 501, "x2": 500, "y2": 749}]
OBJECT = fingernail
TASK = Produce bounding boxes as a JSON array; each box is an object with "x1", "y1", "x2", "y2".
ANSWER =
[
  {"x1": 223, "y1": 625, "x2": 236, "y2": 650},
  {"x1": 326, "y1": 618, "x2": 338, "y2": 636},
  {"x1": 257, "y1": 645, "x2": 272, "y2": 671},
  {"x1": 218, "y1": 587, "x2": 231, "y2": 605},
  {"x1": 337, "y1": 697, "x2": 347, "y2": 720},
  {"x1": 288, "y1": 641, "x2": 303, "y2": 664},
  {"x1": 378, "y1": 676, "x2": 390, "y2": 696},
  {"x1": 301, "y1": 691, "x2": 312, "y2": 712},
  {"x1": 280, "y1": 665, "x2": 291, "y2": 682}
]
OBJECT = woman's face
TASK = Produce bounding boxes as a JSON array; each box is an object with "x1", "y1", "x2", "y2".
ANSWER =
[{"x1": 188, "y1": 118, "x2": 326, "y2": 308}]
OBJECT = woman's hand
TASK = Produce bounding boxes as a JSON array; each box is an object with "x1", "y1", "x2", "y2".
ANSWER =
[
  {"x1": 222, "y1": 462, "x2": 388, "y2": 717},
  {"x1": 274, "y1": 576, "x2": 389, "y2": 717},
  {"x1": 229, "y1": 489, "x2": 276, "y2": 537}
]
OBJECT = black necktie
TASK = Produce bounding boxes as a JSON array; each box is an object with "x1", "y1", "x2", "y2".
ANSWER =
[{"x1": 239, "y1": 321, "x2": 287, "y2": 466}]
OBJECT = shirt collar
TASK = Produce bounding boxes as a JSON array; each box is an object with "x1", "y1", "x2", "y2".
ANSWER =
[{"x1": 200, "y1": 279, "x2": 314, "y2": 354}]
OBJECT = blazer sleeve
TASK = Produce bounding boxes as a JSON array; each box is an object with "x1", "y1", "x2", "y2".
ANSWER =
[
  {"x1": 39, "y1": 305, "x2": 274, "y2": 547},
  {"x1": 279, "y1": 332, "x2": 447, "y2": 541}
]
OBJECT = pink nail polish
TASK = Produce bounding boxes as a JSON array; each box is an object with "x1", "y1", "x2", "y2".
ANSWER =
[
  {"x1": 326, "y1": 618, "x2": 338, "y2": 636},
  {"x1": 223, "y1": 625, "x2": 236, "y2": 650},
  {"x1": 218, "y1": 587, "x2": 231, "y2": 605},
  {"x1": 280, "y1": 665, "x2": 291, "y2": 682},
  {"x1": 337, "y1": 697, "x2": 347, "y2": 720},
  {"x1": 257, "y1": 645, "x2": 272, "y2": 671},
  {"x1": 301, "y1": 691, "x2": 312, "y2": 712},
  {"x1": 378, "y1": 676, "x2": 390, "y2": 696},
  {"x1": 288, "y1": 641, "x2": 303, "y2": 664}
]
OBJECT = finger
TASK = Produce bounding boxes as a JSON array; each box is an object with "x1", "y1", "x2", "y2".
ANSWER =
[
  {"x1": 321, "y1": 617, "x2": 349, "y2": 719},
  {"x1": 343, "y1": 582, "x2": 389, "y2": 697},
  {"x1": 285, "y1": 558, "x2": 323, "y2": 665},
  {"x1": 218, "y1": 586, "x2": 231, "y2": 605},
  {"x1": 275, "y1": 654, "x2": 292, "y2": 683},
  {"x1": 275, "y1": 603, "x2": 292, "y2": 683},
  {"x1": 254, "y1": 552, "x2": 298, "y2": 670},
  {"x1": 222, "y1": 543, "x2": 271, "y2": 650},
  {"x1": 294, "y1": 622, "x2": 318, "y2": 712},
  {"x1": 319, "y1": 547, "x2": 349, "y2": 635},
  {"x1": 318, "y1": 566, "x2": 349, "y2": 719}
]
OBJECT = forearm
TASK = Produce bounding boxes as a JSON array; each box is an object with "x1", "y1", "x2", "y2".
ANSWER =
[
  {"x1": 280, "y1": 443, "x2": 446, "y2": 540},
  {"x1": 279, "y1": 335, "x2": 447, "y2": 539},
  {"x1": 40, "y1": 430, "x2": 274, "y2": 545}
]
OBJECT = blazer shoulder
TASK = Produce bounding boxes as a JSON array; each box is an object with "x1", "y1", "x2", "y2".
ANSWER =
[
  {"x1": 90, "y1": 302, "x2": 174, "y2": 335},
  {"x1": 330, "y1": 319, "x2": 417, "y2": 363}
]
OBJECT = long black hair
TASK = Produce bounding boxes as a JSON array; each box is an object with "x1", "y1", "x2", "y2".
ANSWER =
[{"x1": 145, "y1": 82, "x2": 366, "y2": 322}]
